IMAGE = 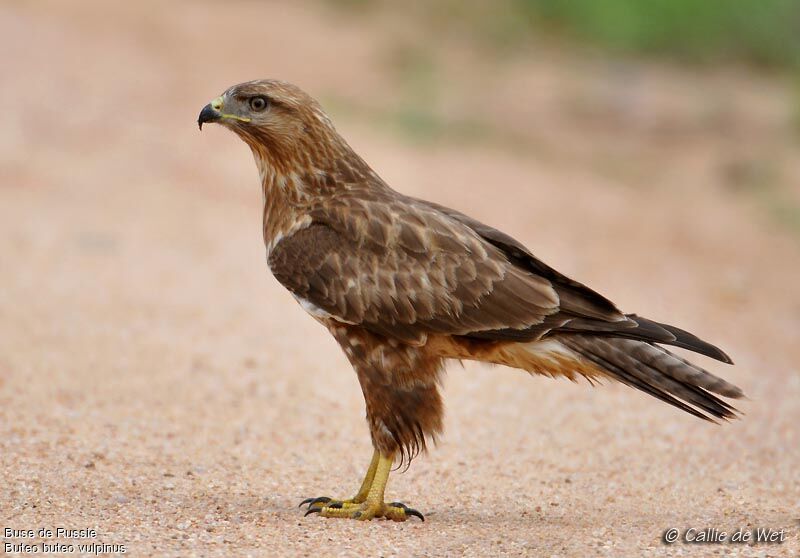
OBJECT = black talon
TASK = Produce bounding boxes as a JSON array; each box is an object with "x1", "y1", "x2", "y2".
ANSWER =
[
  {"x1": 328, "y1": 502, "x2": 343, "y2": 509},
  {"x1": 304, "y1": 507, "x2": 321, "y2": 517},
  {"x1": 300, "y1": 496, "x2": 331, "y2": 509},
  {"x1": 388, "y1": 501, "x2": 424, "y2": 521},
  {"x1": 405, "y1": 508, "x2": 425, "y2": 521}
]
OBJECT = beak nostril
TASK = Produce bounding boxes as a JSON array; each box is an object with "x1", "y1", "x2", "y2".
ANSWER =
[{"x1": 211, "y1": 97, "x2": 224, "y2": 110}]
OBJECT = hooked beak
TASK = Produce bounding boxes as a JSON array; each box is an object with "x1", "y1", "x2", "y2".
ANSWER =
[
  {"x1": 198, "y1": 96, "x2": 224, "y2": 130},
  {"x1": 198, "y1": 95, "x2": 251, "y2": 130},
  {"x1": 198, "y1": 104, "x2": 220, "y2": 130}
]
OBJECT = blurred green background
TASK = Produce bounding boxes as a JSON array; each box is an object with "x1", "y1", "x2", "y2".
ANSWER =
[
  {"x1": 334, "y1": 0, "x2": 800, "y2": 69},
  {"x1": 517, "y1": 0, "x2": 800, "y2": 68}
]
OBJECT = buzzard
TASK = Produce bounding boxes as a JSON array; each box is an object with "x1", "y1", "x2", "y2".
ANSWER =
[{"x1": 198, "y1": 80, "x2": 743, "y2": 522}]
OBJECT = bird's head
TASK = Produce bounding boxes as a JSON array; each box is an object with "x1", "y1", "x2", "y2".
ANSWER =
[{"x1": 198, "y1": 79, "x2": 350, "y2": 177}]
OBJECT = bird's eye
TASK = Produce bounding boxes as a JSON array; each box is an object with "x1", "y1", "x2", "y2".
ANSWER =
[{"x1": 249, "y1": 96, "x2": 269, "y2": 112}]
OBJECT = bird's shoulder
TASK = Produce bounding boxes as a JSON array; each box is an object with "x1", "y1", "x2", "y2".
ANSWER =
[{"x1": 300, "y1": 189, "x2": 491, "y2": 255}]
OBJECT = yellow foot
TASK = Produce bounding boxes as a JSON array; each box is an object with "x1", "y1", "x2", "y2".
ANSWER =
[
  {"x1": 304, "y1": 500, "x2": 424, "y2": 522},
  {"x1": 299, "y1": 496, "x2": 361, "y2": 511},
  {"x1": 300, "y1": 452, "x2": 422, "y2": 521}
]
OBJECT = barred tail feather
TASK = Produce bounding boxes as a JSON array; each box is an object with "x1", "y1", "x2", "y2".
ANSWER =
[{"x1": 558, "y1": 335, "x2": 743, "y2": 422}]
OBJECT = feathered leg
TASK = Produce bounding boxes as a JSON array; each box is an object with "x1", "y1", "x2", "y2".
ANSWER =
[{"x1": 300, "y1": 325, "x2": 440, "y2": 521}]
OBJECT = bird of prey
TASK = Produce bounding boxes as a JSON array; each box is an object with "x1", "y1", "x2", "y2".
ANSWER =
[{"x1": 198, "y1": 79, "x2": 744, "y2": 522}]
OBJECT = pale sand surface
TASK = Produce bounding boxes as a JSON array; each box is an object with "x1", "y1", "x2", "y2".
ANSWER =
[{"x1": 1, "y1": 2, "x2": 798, "y2": 556}]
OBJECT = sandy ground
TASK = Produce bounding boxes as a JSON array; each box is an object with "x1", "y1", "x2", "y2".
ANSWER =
[{"x1": 1, "y1": 1, "x2": 799, "y2": 556}]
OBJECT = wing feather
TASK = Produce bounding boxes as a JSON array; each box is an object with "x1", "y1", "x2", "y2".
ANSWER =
[{"x1": 268, "y1": 195, "x2": 560, "y2": 344}]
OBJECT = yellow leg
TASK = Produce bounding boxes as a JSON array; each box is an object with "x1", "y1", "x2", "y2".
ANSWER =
[
  {"x1": 357, "y1": 451, "x2": 394, "y2": 518},
  {"x1": 300, "y1": 450, "x2": 379, "y2": 511},
  {"x1": 351, "y1": 449, "x2": 380, "y2": 503},
  {"x1": 304, "y1": 452, "x2": 424, "y2": 522}
]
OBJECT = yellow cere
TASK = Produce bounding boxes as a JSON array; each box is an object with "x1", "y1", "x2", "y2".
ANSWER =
[{"x1": 211, "y1": 96, "x2": 251, "y2": 123}]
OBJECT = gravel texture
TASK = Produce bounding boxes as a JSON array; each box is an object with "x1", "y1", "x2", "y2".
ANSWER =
[{"x1": 1, "y1": 1, "x2": 798, "y2": 556}]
